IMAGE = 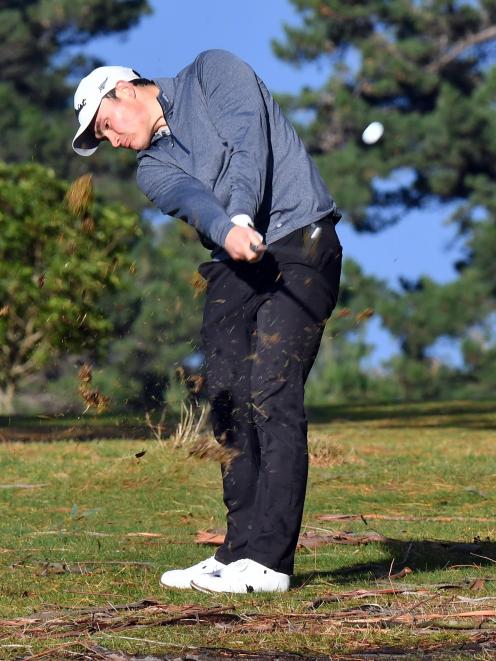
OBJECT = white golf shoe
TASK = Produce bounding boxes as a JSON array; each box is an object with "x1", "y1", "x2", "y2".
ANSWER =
[
  {"x1": 160, "y1": 555, "x2": 225, "y2": 589},
  {"x1": 191, "y1": 558, "x2": 290, "y2": 593}
]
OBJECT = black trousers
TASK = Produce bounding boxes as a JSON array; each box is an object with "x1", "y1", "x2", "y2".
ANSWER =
[{"x1": 198, "y1": 216, "x2": 342, "y2": 575}]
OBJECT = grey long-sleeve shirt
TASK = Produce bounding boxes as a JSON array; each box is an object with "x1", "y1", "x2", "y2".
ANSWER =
[{"x1": 136, "y1": 49, "x2": 338, "y2": 256}]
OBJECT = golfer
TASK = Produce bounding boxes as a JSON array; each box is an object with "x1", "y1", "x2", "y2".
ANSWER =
[{"x1": 72, "y1": 49, "x2": 342, "y2": 593}]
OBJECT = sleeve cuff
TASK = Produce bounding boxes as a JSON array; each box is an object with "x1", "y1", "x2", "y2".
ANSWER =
[{"x1": 230, "y1": 214, "x2": 254, "y2": 228}]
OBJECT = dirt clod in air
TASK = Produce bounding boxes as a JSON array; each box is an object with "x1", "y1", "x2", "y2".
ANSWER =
[
  {"x1": 65, "y1": 173, "x2": 94, "y2": 216},
  {"x1": 78, "y1": 363, "x2": 110, "y2": 413}
]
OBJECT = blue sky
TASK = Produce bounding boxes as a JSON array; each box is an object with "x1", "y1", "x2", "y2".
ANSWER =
[{"x1": 86, "y1": 0, "x2": 464, "y2": 364}]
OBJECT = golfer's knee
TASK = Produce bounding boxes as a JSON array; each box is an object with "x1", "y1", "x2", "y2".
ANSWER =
[{"x1": 250, "y1": 394, "x2": 305, "y2": 432}]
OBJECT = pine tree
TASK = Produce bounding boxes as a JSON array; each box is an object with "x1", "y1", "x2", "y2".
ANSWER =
[
  {"x1": 0, "y1": 0, "x2": 151, "y2": 208},
  {"x1": 274, "y1": 1, "x2": 496, "y2": 231},
  {"x1": 275, "y1": 1, "x2": 496, "y2": 398},
  {"x1": 0, "y1": 163, "x2": 140, "y2": 413}
]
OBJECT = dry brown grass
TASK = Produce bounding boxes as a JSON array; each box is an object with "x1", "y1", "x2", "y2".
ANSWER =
[{"x1": 65, "y1": 173, "x2": 94, "y2": 216}]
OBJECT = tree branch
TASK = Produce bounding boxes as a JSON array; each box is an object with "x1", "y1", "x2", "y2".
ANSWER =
[
  {"x1": 428, "y1": 25, "x2": 496, "y2": 72},
  {"x1": 17, "y1": 325, "x2": 43, "y2": 361},
  {"x1": 10, "y1": 355, "x2": 39, "y2": 380}
]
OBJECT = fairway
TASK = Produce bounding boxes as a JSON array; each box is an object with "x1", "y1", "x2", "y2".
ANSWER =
[{"x1": 1, "y1": 401, "x2": 496, "y2": 660}]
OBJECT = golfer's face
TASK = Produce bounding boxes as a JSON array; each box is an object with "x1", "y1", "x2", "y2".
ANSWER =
[{"x1": 94, "y1": 91, "x2": 152, "y2": 151}]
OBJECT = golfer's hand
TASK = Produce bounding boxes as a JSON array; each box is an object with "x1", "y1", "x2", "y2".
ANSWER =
[{"x1": 224, "y1": 225, "x2": 267, "y2": 262}]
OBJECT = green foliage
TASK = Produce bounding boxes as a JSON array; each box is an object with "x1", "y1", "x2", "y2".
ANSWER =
[
  {"x1": 458, "y1": 332, "x2": 496, "y2": 398},
  {"x1": 0, "y1": 161, "x2": 140, "y2": 412},
  {"x1": 306, "y1": 328, "x2": 373, "y2": 404},
  {"x1": 0, "y1": 0, "x2": 151, "y2": 209},
  {"x1": 274, "y1": 1, "x2": 496, "y2": 231},
  {"x1": 92, "y1": 220, "x2": 210, "y2": 411},
  {"x1": 373, "y1": 272, "x2": 491, "y2": 400},
  {"x1": 307, "y1": 254, "x2": 496, "y2": 403},
  {"x1": 275, "y1": 1, "x2": 496, "y2": 401},
  {"x1": 306, "y1": 259, "x2": 383, "y2": 404},
  {"x1": 378, "y1": 274, "x2": 491, "y2": 360}
]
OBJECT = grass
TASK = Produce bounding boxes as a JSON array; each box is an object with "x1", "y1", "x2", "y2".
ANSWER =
[{"x1": 0, "y1": 400, "x2": 496, "y2": 659}]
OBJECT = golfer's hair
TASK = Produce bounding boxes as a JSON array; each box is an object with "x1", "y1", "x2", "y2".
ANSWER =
[{"x1": 104, "y1": 77, "x2": 155, "y2": 100}]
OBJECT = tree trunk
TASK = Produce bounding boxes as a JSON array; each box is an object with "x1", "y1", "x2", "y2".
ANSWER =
[{"x1": 0, "y1": 383, "x2": 16, "y2": 415}]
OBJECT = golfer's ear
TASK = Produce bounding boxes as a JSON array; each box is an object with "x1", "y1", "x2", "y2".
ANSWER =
[{"x1": 115, "y1": 80, "x2": 136, "y2": 99}]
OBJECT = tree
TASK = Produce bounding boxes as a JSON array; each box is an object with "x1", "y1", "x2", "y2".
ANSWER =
[
  {"x1": 274, "y1": 1, "x2": 496, "y2": 399},
  {"x1": 306, "y1": 259, "x2": 385, "y2": 404},
  {"x1": 92, "y1": 220, "x2": 210, "y2": 411},
  {"x1": 274, "y1": 1, "x2": 496, "y2": 232},
  {"x1": 0, "y1": 0, "x2": 151, "y2": 209},
  {"x1": 377, "y1": 272, "x2": 492, "y2": 400},
  {"x1": 0, "y1": 162, "x2": 140, "y2": 413}
]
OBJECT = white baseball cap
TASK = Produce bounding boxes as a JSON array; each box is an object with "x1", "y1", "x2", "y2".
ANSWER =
[{"x1": 72, "y1": 65, "x2": 141, "y2": 156}]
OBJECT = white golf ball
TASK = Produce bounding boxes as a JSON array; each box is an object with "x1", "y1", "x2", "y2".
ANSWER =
[{"x1": 362, "y1": 121, "x2": 384, "y2": 145}]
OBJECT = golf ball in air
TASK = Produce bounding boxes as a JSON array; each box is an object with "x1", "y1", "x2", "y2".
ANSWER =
[{"x1": 362, "y1": 121, "x2": 384, "y2": 145}]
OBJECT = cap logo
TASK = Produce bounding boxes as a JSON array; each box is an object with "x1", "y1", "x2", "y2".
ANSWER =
[
  {"x1": 75, "y1": 98, "x2": 86, "y2": 119},
  {"x1": 98, "y1": 76, "x2": 109, "y2": 92}
]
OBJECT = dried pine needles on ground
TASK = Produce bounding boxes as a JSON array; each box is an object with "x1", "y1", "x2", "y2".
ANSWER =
[
  {"x1": 2, "y1": 595, "x2": 496, "y2": 659},
  {"x1": 1, "y1": 401, "x2": 496, "y2": 660}
]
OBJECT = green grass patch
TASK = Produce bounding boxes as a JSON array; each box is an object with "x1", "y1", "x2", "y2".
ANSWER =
[{"x1": 1, "y1": 400, "x2": 496, "y2": 659}]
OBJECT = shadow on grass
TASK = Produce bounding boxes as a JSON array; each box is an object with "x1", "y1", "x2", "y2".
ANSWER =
[
  {"x1": 2, "y1": 399, "x2": 495, "y2": 440},
  {"x1": 0, "y1": 413, "x2": 154, "y2": 441},
  {"x1": 295, "y1": 536, "x2": 496, "y2": 587},
  {"x1": 306, "y1": 400, "x2": 496, "y2": 430}
]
